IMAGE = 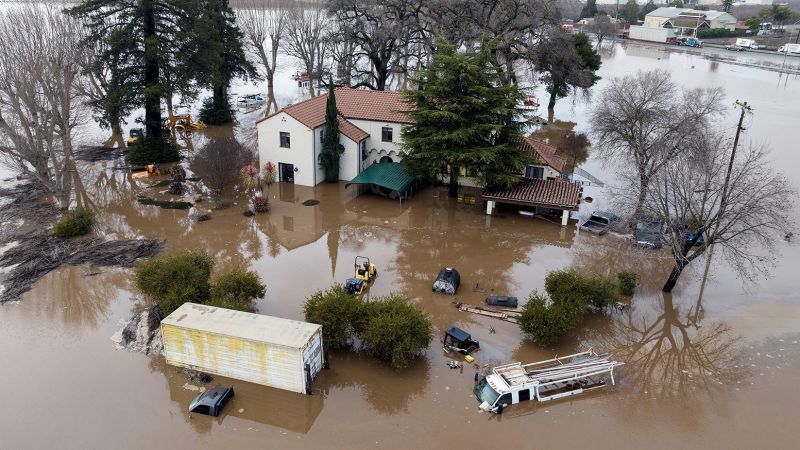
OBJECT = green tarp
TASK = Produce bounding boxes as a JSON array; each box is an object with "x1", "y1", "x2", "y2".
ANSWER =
[{"x1": 346, "y1": 162, "x2": 414, "y2": 193}]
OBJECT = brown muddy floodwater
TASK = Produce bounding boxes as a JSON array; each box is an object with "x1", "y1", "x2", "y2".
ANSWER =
[{"x1": 2, "y1": 43, "x2": 800, "y2": 449}]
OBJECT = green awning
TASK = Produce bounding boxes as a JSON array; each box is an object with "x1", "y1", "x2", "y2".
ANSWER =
[{"x1": 346, "y1": 162, "x2": 414, "y2": 193}]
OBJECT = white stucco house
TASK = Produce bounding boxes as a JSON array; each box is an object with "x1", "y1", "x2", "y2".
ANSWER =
[
  {"x1": 256, "y1": 88, "x2": 413, "y2": 186},
  {"x1": 643, "y1": 7, "x2": 737, "y2": 36}
]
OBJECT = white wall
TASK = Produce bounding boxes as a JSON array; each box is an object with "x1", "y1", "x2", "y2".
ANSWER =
[
  {"x1": 338, "y1": 136, "x2": 361, "y2": 181},
  {"x1": 257, "y1": 112, "x2": 316, "y2": 186},
  {"x1": 350, "y1": 119, "x2": 405, "y2": 165}
]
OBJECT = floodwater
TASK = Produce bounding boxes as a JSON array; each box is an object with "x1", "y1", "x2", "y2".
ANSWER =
[{"x1": 2, "y1": 42, "x2": 800, "y2": 449}]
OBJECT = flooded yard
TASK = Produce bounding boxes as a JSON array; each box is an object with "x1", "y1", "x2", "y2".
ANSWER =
[{"x1": 1, "y1": 42, "x2": 800, "y2": 448}]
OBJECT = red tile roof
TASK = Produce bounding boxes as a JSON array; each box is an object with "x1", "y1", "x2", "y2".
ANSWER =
[
  {"x1": 482, "y1": 178, "x2": 582, "y2": 210},
  {"x1": 519, "y1": 137, "x2": 566, "y2": 173},
  {"x1": 256, "y1": 88, "x2": 413, "y2": 142}
]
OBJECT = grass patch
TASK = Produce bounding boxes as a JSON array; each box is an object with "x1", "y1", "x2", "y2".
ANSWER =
[{"x1": 137, "y1": 196, "x2": 193, "y2": 209}]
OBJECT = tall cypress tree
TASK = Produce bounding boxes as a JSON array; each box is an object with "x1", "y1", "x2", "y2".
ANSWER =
[
  {"x1": 194, "y1": 0, "x2": 255, "y2": 125},
  {"x1": 401, "y1": 41, "x2": 532, "y2": 197},
  {"x1": 319, "y1": 80, "x2": 342, "y2": 182}
]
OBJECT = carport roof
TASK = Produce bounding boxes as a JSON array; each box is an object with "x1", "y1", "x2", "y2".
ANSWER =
[{"x1": 346, "y1": 162, "x2": 414, "y2": 193}]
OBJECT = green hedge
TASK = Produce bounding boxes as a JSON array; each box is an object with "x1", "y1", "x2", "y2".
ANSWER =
[{"x1": 697, "y1": 28, "x2": 747, "y2": 39}]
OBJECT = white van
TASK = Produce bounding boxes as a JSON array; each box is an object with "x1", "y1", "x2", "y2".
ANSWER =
[{"x1": 778, "y1": 43, "x2": 800, "y2": 55}]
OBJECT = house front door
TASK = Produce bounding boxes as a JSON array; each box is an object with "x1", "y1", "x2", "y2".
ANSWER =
[{"x1": 279, "y1": 163, "x2": 294, "y2": 183}]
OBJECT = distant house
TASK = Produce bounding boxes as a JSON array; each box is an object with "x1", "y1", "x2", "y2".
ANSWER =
[
  {"x1": 643, "y1": 7, "x2": 736, "y2": 36},
  {"x1": 256, "y1": 88, "x2": 413, "y2": 187}
]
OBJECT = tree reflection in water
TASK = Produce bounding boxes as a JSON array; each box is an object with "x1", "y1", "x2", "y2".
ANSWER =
[{"x1": 592, "y1": 293, "x2": 747, "y2": 401}]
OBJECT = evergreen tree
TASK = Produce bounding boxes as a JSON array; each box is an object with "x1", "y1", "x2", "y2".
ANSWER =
[
  {"x1": 194, "y1": 0, "x2": 255, "y2": 125},
  {"x1": 401, "y1": 42, "x2": 532, "y2": 197},
  {"x1": 319, "y1": 80, "x2": 342, "y2": 182},
  {"x1": 580, "y1": 0, "x2": 598, "y2": 20},
  {"x1": 638, "y1": 1, "x2": 658, "y2": 21},
  {"x1": 69, "y1": 0, "x2": 194, "y2": 162},
  {"x1": 534, "y1": 32, "x2": 601, "y2": 110},
  {"x1": 620, "y1": 0, "x2": 640, "y2": 23}
]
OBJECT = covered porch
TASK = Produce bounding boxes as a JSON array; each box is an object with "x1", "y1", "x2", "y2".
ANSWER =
[
  {"x1": 482, "y1": 179, "x2": 582, "y2": 226},
  {"x1": 345, "y1": 162, "x2": 415, "y2": 203}
]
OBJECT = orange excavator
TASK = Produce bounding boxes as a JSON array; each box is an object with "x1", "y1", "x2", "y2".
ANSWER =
[{"x1": 165, "y1": 114, "x2": 206, "y2": 134}]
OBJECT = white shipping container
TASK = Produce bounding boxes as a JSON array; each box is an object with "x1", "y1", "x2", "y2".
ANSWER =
[
  {"x1": 629, "y1": 25, "x2": 676, "y2": 43},
  {"x1": 161, "y1": 303, "x2": 325, "y2": 394}
]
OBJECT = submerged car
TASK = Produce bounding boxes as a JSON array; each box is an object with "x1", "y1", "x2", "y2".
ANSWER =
[
  {"x1": 634, "y1": 220, "x2": 664, "y2": 249},
  {"x1": 443, "y1": 326, "x2": 480, "y2": 355},
  {"x1": 188, "y1": 386, "x2": 234, "y2": 417},
  {"x1": 486, "y1": 295, "x2": 518, "y2": 308},
  {"x1": 579, "y1": 211, "x2": 619, "y2": 235}
]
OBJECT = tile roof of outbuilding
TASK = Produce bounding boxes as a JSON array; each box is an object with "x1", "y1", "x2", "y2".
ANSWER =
[
  {"x1": 520, "y1": 137, "x2": 567, "y2": 173},
  {"x1": 482, "y1": 178, "x2": 582, "y2": 210},
  {"x1": 256, "y1": 88, "x2": 413, "y2": 142}
]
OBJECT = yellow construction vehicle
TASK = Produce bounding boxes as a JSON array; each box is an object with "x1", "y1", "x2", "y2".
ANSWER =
[
  {"x1": 126, "y1": 128, "x2": 143, "y2": 147},
  {"x1": 354, "y1": 256, "x2": 377, "y2": 283},
  {"x1": 166, "y1": 114, "x2": 206, "y2": 133}
]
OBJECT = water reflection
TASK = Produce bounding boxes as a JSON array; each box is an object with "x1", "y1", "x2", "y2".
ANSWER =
[
  {"x1": 592, "y1": 293, "x2": 746, "y2": 401},
  {"x1": 320, "y1": 351, "x2": 430, "y2": 416},
  {"x1": 154, "y1": 357, "x2": 324, "y2": 434}
]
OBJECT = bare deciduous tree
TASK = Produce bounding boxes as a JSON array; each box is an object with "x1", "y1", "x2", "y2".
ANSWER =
[
  {"x1": 0, "y1": 6, "x2": 87, "y2": 209},
  {"x1": 237, "y1": 0, "x2": 288, "y2": 114},
  {"x1": 191, "y1": 137, "x2": 253, "y2": 196},
  {"x1": 643, "y1": 132, "x2": 795, "y2": 292},
  {"x1": 284, "y1": 4, "x2": 330, "y2": 98},
  {"x1": 585, "y1": 13, "x2": 617, "y2": 49},
  {"x1": 590, "y1": 69, "x2": 724, "y2": 219}
]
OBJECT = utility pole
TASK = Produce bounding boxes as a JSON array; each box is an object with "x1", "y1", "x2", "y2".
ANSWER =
[{"x1": 696, "y1": 100, "x2": 753, "y2": 306}]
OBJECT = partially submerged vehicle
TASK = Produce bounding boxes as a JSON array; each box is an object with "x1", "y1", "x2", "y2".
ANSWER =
[
  {"x1": 442, "y1": 326, "x2": 480, "y2": 355},
  {"x1": 474, "y1": 350, "x2": 624, "y2": 413},
  {"x1": 579, "y1": 211, "x2": 619, "y2": 235},
  {"x1": 433, "y1": 267, "x2": 460, "y2": 294},
  {"x1": 237, "y1": 94, "x2": 266, "y2": 107},
  {"x1": 354, "y1": 256, "x2": 377, "y2": 283},
  {"x1": 344, "y1": 278, "x2": 367, "y2": 298},
  {"x1": 486, "y1": 295, "x2": 518, "y2": 308},
  {"x1": 634, "y1": 219, "x2": 664, "y2": 249},
  {"x1": 126, "y1": 128, "x2": 143, "y2": 147},
  {"x1": 189, "y1": 386, "x2": 234, "y2": 417}
]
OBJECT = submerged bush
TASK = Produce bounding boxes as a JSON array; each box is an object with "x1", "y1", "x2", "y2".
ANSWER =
[
  {"x1": 617, "y1": 271, "x2": 638, "y2": 296},
  {"x1": 360, "y1": 295, "x2": 433, "y2": 369},
  {"x1": 136, "y1": 196, "x2": 193, "y2": 209},
  {"x1": 126, "y1": 134, "x2": 180, "y2": 165},
  {"x1": 134, "y1": 250, "x2": 214, "y2": 316},
  {"x1": 518, "y1": 292, "x2": 583, "y2": 346},
  {"x1": 208, "y1": 267, "x2": 266, "y2": 312},
  {"x1": 303, "y1": 288, "x2": 433, "y2": 367},
  {"x1": 303, "y1": 284, "x2": 363, "y2": 349},
  {"x1": 518, "y1": 269, "x2": 622, "y2": 345},
  {"x1": 54, "y1": 206, "x2": 95, "y2": 238}
]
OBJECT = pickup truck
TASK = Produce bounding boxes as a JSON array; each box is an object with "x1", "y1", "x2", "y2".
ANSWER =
[{"x1": 580, "y1": 211, "x2": 620, "y2": 235}]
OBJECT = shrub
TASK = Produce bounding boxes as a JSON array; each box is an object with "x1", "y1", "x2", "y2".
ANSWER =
[
  {"x1": 254, "y1": 195, "x2": 270, "y2": 212},
  {"x1": 360, "y1": 295, "x2": 433, "y2": 369},
  {"x1": 191, "y1": 138, "x2": 252, "y2": 195},
  {"x1": 208, "y1": 267, "x2": 266, "y2": 312},
  {"x1": 696, "y1": 28, "x2": 746, "y2": 39},
  {"x1": 136, "y1": 196, "x2": 193, "y2": 209},
  {"x1": 518, "y1": 292, "x2": 583, "y2": 346},
  {"x1": 54, "y1": 206, "x2": 95, "y2": 238},
  {"x1": 133, "y1": 250, "x2": 214, "y2": 316},
  {"x1": 617, "y1": 271, "x2": 638, "y2": 296},
  {"x1": 126, "y1": 134, "x2": 180, "y2": 165},
  {"x1": 519, "y1": 269, "x2": 622, "y2": 345},
  {"x1": 303, "y1": 285, "x2": 364, "y2": 349}
]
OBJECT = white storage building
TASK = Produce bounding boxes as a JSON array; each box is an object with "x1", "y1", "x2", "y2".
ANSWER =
[{"x1": 161, "y1": 303, "x2": 325, "y2": 394}]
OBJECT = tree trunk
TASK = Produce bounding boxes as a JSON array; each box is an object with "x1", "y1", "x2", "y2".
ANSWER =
[
  {"x1": 166, "y1": 93, "x2": 174, "y2": 118},
  {"x1": 633, "y1": 175, "x2": 650, "y2": 220},
  {"x1": 662, "y1": 262, "x2": 685, "y2": 292},
  {"x1": 548, "y1": 90, "x2": 557, "y2": 110},
  {"x1": 448, "y1": 169, "x2": 459, "y2": 197},
  {"x1": 142, "y1": 0, "x2": 162, "y2": 141}
]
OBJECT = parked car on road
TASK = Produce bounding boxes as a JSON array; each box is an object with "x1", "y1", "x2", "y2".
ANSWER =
[
  {"x1": 580, "y1": 211, "x2": 620, "y2": 235},
  {"x1": 677, "y1": 37, "x2": 703, "y2": 48},
  {"x1": 725, "y1": 44, "x2": 745, "y2": 52}
]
